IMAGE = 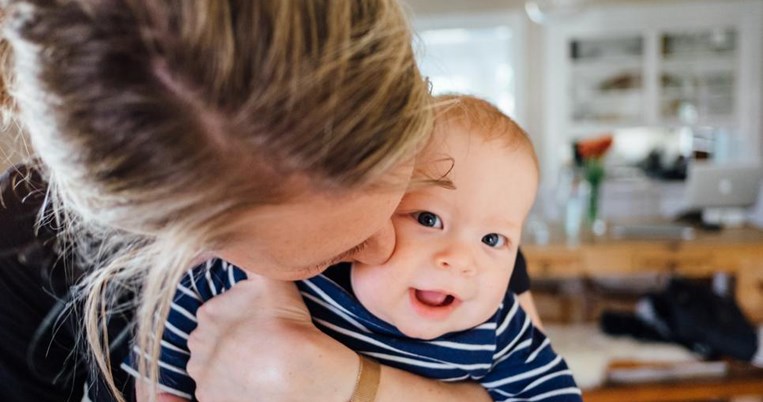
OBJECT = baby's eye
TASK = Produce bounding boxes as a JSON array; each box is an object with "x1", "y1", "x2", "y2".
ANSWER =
[
  {"x1": 482, "y1": 233, "x2": 507, "y2": 248},
  {"x1": 414, "y1": 211, "x2": 443, "y2": 229}
]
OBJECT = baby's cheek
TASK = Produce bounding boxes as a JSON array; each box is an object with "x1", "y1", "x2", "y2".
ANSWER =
[
  {"x1": 351, "y1": 264, "x2": 397, "y2": 317},
  {"x1": 350, "y1": 265, "x2": 376, "y2": 299},
  {"x1": 467, "y1": 290, "x2": 508, "y2": 329},
  {"x1": 482, "y1": 280, "x2": 511, "y2": 312}
]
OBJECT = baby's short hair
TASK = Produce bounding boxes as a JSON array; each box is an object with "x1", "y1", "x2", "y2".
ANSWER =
[{"x1": 433, "y1": 94, "x2": 539, "y2": 171}]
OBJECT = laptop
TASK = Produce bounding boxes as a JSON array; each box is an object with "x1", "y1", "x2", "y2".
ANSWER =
[{"x1": 684, "y1": 162, "x2": 762, "y2": 209}]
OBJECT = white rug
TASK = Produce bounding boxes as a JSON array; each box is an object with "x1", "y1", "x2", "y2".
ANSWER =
[{"x1": 544, "y1": 323, "x2": 698, "y2": 389}]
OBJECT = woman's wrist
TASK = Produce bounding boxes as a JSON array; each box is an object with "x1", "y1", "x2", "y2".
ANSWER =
[
  {"x1": 305, "y1": 326, "x2": 489, "y2": 402},
  {"x1": 350, "y1": 355, "x2": 381, "y2": 402},
  {"x1": 374, "y1": 363, "x2": 491, "y2": 402},
  {"x1": 301, "y1": 325, "x2": 361, "y2": 401}
]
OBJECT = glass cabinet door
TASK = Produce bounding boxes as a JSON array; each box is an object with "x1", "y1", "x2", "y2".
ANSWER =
[
  {"x1": 658, "y1": 28, "x2": 737, "y2": 124},
  {"x1": 568, "y1": 35, "x2": 645, "y2": 125}
]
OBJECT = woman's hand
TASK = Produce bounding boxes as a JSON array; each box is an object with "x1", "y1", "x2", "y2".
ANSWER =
[
  {"x1": 186, "y1": 275, "x2": 359, "y2": 402},
  {"x1": 186, "y1": 274, "x2": 492, "y2": 402}
]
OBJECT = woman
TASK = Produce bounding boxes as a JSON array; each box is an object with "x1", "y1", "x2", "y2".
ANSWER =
[
  {"x1": 1, "y1": 1, "x2": 489, "y2": 401},
  {"x1": 0, "y1": 1, "x2": 541, "y2": 401}
]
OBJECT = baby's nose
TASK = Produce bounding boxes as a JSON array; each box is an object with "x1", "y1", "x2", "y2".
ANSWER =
[{"x1": 436, "y1": 243, "x2": 477, "y2": 277}]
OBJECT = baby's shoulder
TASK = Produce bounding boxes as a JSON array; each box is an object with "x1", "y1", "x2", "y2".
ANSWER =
[
  {"x1": 491, "y1": 292, "x2": 526, "y2": 330},
  {"x1": 177, "y1": 259, "x2": 248, "y2": 302}
]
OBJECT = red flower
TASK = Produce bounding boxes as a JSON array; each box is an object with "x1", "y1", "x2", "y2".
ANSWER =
[{"x1": 576, "y1": 134, "x2": 613, "y2": 160}]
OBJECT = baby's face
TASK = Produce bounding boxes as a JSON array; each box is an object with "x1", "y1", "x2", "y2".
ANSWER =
[{"x1": 351, "y1": 124, "x2": 539, "y2": 340}]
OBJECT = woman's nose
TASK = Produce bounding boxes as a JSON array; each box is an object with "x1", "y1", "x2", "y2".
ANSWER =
[
  {"x1": 352, "y1": 221, "x2": 396, "y2": 265},
  {"x1": 436, "y1": 242, "x2": 477, "y2": 277}
]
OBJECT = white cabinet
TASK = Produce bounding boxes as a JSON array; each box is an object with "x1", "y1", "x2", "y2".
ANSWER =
[
  {"x1": 541, "y1": 0, "x2": 763, "y2": 182},
  {"x1": 568, "y1": 35, "x2": 646, "y2": 126}
]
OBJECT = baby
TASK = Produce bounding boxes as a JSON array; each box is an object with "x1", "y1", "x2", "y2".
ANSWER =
[{"x1": 125, "y1": 95, "x2": 581, "y2": 401}]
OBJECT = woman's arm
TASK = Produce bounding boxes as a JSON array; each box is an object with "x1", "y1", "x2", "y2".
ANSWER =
[
  {"x1": 511, "y1": 249, "x2": 544, "y2": 330},
  {"x1": 186, "y1": 277, "x2": 491, "y2": 402},
  {"x1": 376, "y1": 365, "x2": 491, "y2": 402},
  {"x1": 517, "y1": 290, "x2": 544, "y2": 331}
]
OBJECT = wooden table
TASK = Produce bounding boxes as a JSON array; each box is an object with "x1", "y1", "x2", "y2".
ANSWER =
[
  {"x1": 522, "y1": 225, "x2": 763, "y2": 322},
  {"x1": 524, "y1": 227, "x2": 763, "y2": 400},
  {"x1": 583, "y1": 362, "x2": 763, "y2": 402}
]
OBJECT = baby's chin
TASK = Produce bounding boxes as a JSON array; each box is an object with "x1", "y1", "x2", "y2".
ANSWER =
[
  {"x1": 394, "y1": 322, "x2": 463, "y2": 340},
  {"x1": 391, "y1": 309, "x2": 497, "y2": 340}
]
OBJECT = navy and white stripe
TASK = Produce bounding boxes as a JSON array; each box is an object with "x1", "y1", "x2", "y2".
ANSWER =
[
  {"x1": 123, "y1": 259, "x2": 581, "y2": 401},
  {"x1": 120, "y1": 260, "x2": 247, "y2": 400}
]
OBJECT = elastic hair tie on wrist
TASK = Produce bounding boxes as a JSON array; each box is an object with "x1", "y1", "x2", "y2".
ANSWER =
[{"x1": 350, "y1": 354, "x2": 380, "y2": 402}]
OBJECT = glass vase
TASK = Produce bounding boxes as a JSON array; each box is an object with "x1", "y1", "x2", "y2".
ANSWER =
[
  {"x1": 584, "y1": 159, "x2": 606, "y2": 235},
  {"x1": 588, "y1": 179, "x2": 600, "y2": 224}
]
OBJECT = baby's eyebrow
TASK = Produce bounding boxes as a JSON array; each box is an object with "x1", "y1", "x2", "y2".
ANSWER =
[
  {"x1": 406, "y1": 175, "x2": 455, "y2": 192},
  {"x1": 407, "y1": 157, "x2": 456, "y2": 191},
  {"x1": 499, "y1": 219, "x2": 520, "y2": 227},
  {"x1": 487, "y1": 218, "x2": 521, "y2": 233}
]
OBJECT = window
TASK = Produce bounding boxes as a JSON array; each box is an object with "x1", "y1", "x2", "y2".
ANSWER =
[{"x1": 414, "y1": 13, "x2": 526, "y2": 123}]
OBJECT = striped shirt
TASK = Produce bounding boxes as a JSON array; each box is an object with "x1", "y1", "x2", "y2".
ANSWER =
[{"x1": 122, "y1": 259, "x2": 581, "y2": 401}]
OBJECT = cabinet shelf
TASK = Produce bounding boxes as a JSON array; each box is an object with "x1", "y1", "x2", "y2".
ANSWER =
[
  {"x1": 572, "y1": 57, "x2": 643, "y2": 71},
  {"x1": 577, "y1": 88, "x2": 643, "y2": 99},
  {"x1": 659, "y1": 115, "x2": 737, "y2": 128},
  {"x1": 569, "y1": 26, "x2": 741, "y2": 130},
  {"x1": 544, "y1": 0, "x2": 762, "y2": 183},
  {"x1": 660, "y1": 57, "x2": 736, "y2": 73}
]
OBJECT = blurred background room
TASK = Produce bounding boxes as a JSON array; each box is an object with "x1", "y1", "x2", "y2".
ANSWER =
[
  {"x1": 1, "y1": 0, "x2": 762, "y2": 400},
  {"x1": 404, "y1": 0, "x2": 763, "y2": 400}
]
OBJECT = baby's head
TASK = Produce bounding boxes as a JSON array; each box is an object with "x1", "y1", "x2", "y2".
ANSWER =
[{"x1": 351, "y1": 95, "x2": 539, "y2": 340}]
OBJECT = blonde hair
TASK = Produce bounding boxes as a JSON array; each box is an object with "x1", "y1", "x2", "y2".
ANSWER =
[
  {"x1": 433, "y1": 94, "x2": 539, "y2": 171},
  {"x1": 0, "y1": 1, "x2": 432, "y2": 400}
]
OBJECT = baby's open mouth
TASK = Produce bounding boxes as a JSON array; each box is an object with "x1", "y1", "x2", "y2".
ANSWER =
[{"x1": 414, "y1": 289, "x2": 456, "y2": 307}]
